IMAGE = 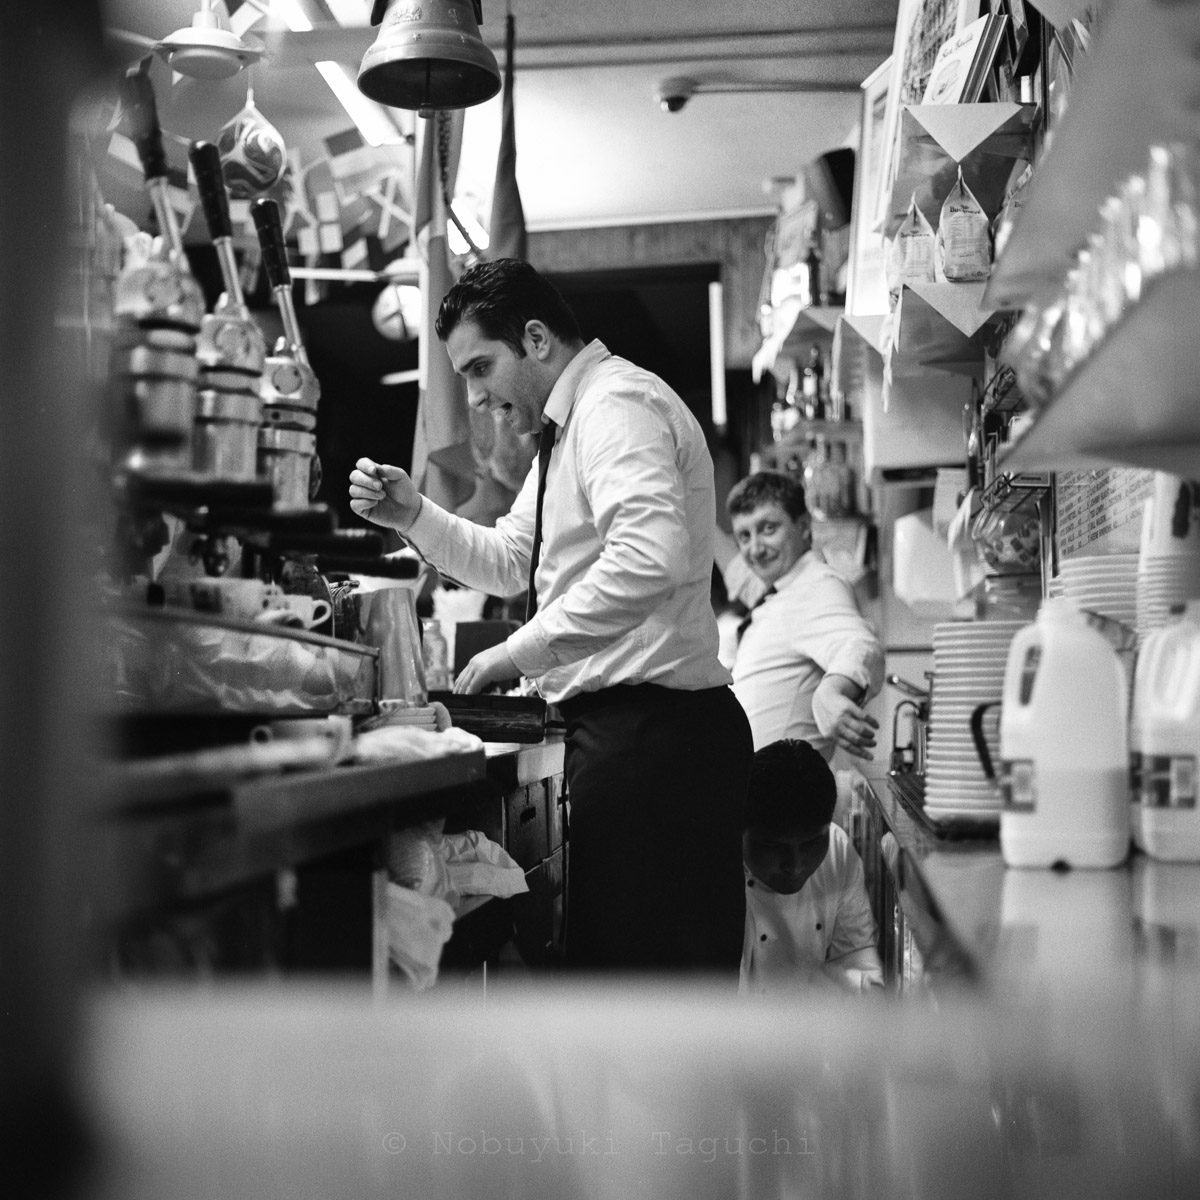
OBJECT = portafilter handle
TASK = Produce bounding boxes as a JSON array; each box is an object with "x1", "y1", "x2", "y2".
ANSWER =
[
  {"x1": 251, "y1": 198, "x2": 308, "y2": 365},
  {"x1": 190, "y1": 140, "x2": 234, "y2": 243},
  {"x1": 119, "y1": 64, "x2": 166, "y2": 183}
]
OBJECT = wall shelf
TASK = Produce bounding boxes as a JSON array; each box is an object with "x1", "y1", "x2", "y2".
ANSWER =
[
  {"x1": 752, "y1": 300, "x2": 843, "y2": 381},
  {"x1": 1001, "y1": 268, "x2": 1200, "y2": 476},
  {"x1": 890, "y1": 281, "x2": 998, "y2": 377},
  {"x1": 986, "y1": 0, "x2": 1200, "y2": 310},
  {"x1": 883, "y1": 103, "x2": 1037, "y2": 239},
  {"x1": 835, "y1": 314, "x2": 973, "y2": 480}
]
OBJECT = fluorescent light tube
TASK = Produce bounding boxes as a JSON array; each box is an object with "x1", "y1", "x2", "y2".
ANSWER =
[{"x1": 316, "y1": 61, "x2": 404, "y2": 146}]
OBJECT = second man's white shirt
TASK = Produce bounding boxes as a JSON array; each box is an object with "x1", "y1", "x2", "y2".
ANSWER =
[{"x1": 731, "y1": 547, "x2": 883, "y2": 754}]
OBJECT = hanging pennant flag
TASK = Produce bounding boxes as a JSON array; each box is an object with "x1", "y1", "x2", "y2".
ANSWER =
[
  {"x1": 487, "y1": 12, "x2": 527, "y2": 262},
  {"x1": 226, "y1": 0, "x2": 264, "y2": 39},
  {"x1": 325, "y1": 127, "x2": 403, "y2": 207},
  {"x1": 410, "y1": 109, "x2": 479, "y2": 513},
  {"x1": 457, "y1": 11, "x2": 536, "y2": 527}
]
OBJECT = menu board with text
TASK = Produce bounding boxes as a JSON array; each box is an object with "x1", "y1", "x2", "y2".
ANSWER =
[{"x1": 1055, "y1": 468, "x2": 1153, "y2": 560}]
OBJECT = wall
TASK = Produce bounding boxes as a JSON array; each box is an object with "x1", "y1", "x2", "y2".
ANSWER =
[{"x1": 528, "y1": 216, "x2": 775, "y2": 370}]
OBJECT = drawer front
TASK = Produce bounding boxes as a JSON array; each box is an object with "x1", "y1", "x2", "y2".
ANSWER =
[
  {"x1": 546, "y1": 773, "x2": 565, "y2": 852},
  {"x1": 505, "y1": 783, "x2": 549, "y2": 869},
  {"x1": 512, "y1": 845, "x2": 564, "y2": 966}
]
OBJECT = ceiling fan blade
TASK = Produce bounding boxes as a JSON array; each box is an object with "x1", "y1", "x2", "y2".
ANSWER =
[
  {"x1": 104, "y1": 27, "x2": 159, "y2": 62},
  {"x1": 265, "y1": 26, "x2": 373, "y2": 70}
]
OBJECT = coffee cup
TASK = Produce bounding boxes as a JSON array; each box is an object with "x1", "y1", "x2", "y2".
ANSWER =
[
  {"x1": 252, "y1": 593, "x2": 332, "y2": 629},
  {"x1": 157, "y1": 576, "x2": 282, "y2": 622}
]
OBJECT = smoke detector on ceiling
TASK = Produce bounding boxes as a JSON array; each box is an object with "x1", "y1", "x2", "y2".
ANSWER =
[{"x1": 155, "y1": 2, "x2": 265, "y2": 80}]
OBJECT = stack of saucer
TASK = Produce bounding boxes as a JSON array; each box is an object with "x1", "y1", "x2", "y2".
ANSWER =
[
  {"x1": 1057, "y1": 553, "x2": 1139, "y2": 627},
  {"x1": 924, "y1": 620, "x2": 1026, "y2": 822}
]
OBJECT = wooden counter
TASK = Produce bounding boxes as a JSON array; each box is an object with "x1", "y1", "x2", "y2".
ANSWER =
[
  {"x1": 90, "y1": 735, "x2": 568, "y2": 978},
  {"x1": 93, "y1": 750, "x2": 489, "y2": 926}
]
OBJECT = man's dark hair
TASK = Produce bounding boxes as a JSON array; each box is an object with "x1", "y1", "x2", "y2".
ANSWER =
[
  {"x1": 435, "y1": 258, "x2": 582, "y2": 355},
  {"x1": 726, "y1": 470, "x2": 807, "y2": 521},
  {"x1": 745, "y1": 739, "x2": 837, "y2": 833}
]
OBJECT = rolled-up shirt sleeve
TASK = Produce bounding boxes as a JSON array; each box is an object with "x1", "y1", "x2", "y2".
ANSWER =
[
  {"x1": 507, "y1": 385, "x2": 691, "y2": 679},
  {"x1": 798, "y1": 575, "x2": 885, "y2": 701}
]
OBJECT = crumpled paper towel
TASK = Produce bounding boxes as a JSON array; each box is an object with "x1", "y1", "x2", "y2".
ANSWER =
[
  {"x1": 442, "y1": 830, "x2": 529, "y2": 903},
  {"x1": 384, "y1": 824, "x2": 528, "y2": 921},
  {"x1": 351, "y1": 723, "x2": 483, "y2": 763},
  {"x1": 384, "y1": 883, "x2": 456, "y2": 991}
]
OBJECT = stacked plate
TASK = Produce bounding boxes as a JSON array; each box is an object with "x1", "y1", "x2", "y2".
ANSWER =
[
  {"x1": 1058, "y1": 553, "x2": 1139, "y2": 628},
  {"x1": 1137, "y1": 553, "x2": 1200, "y2": 640},
  {"x1": 924, "y1": 620, "x2": 1026, "y2": 822}
]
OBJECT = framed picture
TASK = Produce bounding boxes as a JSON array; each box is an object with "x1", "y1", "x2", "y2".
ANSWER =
[{"x1": 847, "y1": 56, "x2": 893, "y2": 314}]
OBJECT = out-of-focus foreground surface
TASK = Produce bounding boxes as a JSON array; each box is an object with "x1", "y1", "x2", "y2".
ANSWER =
[{"x1": 81, "y1": 977, "x2": 1198, "y2": 1200}]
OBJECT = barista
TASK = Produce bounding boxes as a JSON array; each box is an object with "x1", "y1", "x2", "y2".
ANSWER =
[{"x1": 349, "y1": 259, "x2": 751, "y2": 973}]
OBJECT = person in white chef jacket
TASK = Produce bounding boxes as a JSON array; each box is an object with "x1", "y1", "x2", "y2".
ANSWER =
[{"x1": 740, "y1": 738, "x2": 883, "y2": 996}]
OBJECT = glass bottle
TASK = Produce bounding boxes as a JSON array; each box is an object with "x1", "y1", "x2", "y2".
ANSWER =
[
  {"x1": 803, "y1": 436, "x2": 830, "y2": 518},
  {"x1": 421, "y1": 618, "x2": 452, "y2": 692},
  {"x1": 769, "y1": 399, "x2": 788, "y2": 444},
  {"x1": 802, "y1": 344, "x2": 825, "y2": 421},
  {"x1": 831, "y1": 440, "x2": 856, "y2": 516},
  {"x1": 805, "y1": 243, "x2": 824, "y2": 307}
]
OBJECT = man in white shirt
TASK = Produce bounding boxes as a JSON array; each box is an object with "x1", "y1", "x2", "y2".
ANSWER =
[
  {"x1": 349, "y1": 259, "x2": 751, "y2": 973},
  {"x1": 723, "y1": 471, "x2": 884, "y2": 759},
  {"x1": 740, "y1": 739, "x2": 883, "y2": 996}
]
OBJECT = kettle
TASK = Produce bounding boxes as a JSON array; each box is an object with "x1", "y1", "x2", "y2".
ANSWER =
[{"x1": 971, "y1": 598, "x2": 1130, "y2": 869}]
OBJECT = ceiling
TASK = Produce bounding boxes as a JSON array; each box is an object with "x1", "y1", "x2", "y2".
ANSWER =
[{"x1": 99, "y1": 0, "x2": 898, "y2": 231}]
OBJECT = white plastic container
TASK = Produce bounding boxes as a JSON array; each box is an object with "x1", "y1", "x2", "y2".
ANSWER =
[
  {"x1": 1129, "y1": 600, "x2": 1200, "y2": 861},
  {"x1": 996, "y1": 598, "x2": 1130, "y2": 869}
]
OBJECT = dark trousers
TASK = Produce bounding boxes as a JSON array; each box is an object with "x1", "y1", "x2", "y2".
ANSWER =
[{"x1": 556, "y1": 683, "x2": 752, "y2": 973}]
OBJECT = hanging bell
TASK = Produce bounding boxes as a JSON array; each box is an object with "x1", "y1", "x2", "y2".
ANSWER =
[{"x1": 358, "y1": 0, "x2": 501, "y2": 116}]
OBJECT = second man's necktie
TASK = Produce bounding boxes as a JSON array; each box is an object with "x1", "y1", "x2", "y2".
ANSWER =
[{"x1": 736, "y1": 585, "x2": 776, "y2": 644}]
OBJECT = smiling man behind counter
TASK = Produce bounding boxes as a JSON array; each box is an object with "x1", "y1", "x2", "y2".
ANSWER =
[
  {"x1": 723, "y1": 471, "x2": 884, "y2": 761},
  {"x1": 348, "y1": 258, "x2": 751, "y2": 974}
]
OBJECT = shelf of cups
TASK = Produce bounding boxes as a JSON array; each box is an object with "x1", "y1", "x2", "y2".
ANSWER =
[
  {"x1": 985, "y1": 0, "x2": 1200, "y2": 310},
  {"x1": 1000, "y1": 267, "x2": 1200, "y2": 477}
]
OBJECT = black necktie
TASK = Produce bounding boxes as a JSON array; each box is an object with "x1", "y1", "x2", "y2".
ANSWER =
[
  {"x1": 736, "y1": 586, "x2": 776, "y2": 645},
  {"x1": 525, "y1": 419, "x2": 557, "y2": 623}
]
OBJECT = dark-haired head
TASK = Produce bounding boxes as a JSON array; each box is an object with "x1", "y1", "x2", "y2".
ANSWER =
[
  {"x1": 745, "y1": 738, "x2": 836, "y2": 834},
  {"x1": 435, "y1": 258, "x2": 582, "y2": 357},
  {"x1": 726, "y1": 471, "x2": 807, "y2": 522}
]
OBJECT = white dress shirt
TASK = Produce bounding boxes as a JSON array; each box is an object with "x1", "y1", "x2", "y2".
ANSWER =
[
  {"x1": 401, "y1": 340, "x2": 729, "y2": 704},
  {"x1": 731, "y1": 547, "x2": 884, "y2": 754},
  {"x1": 740, "y1": 823, "x2": 878, "y2": 997}
]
